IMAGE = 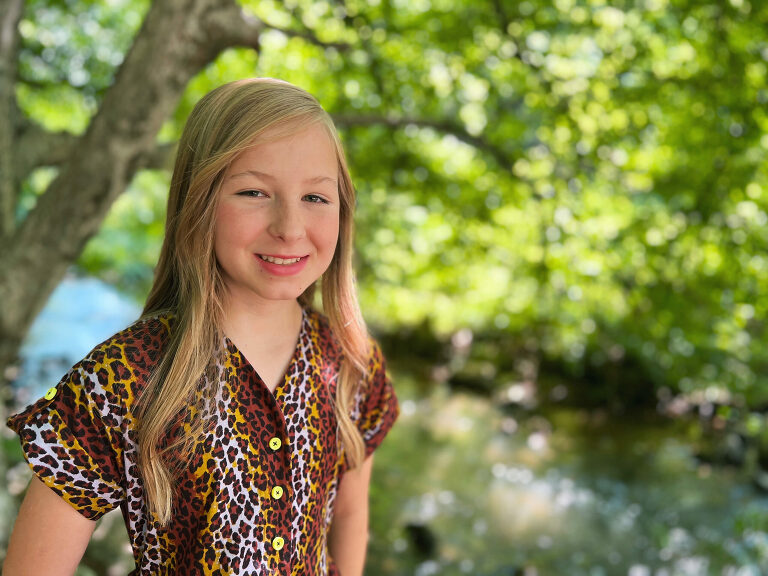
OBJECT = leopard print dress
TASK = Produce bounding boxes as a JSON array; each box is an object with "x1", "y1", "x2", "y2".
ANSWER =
[{"x1": 8, "y1": 307, "x2": 399, "y2": 575}]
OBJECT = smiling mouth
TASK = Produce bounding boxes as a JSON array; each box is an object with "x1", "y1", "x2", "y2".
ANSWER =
[{"x1": 258, "y1": 254, "x2": 305, "y2": 265}]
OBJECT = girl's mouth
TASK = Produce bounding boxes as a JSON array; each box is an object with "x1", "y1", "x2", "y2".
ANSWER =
[
  {"x1": 258, "y1": 254, "x2": 304, "y2": 265},
  {"x1": 255, "y1": 254, "x2": 309, "y2": 276}
]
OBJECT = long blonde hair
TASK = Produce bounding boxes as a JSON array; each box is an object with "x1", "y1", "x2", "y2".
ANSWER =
[{"x1": 138, "y1": 78, "x2": 369, "y2": 524}]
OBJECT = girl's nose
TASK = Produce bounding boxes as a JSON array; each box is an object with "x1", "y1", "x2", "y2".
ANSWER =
[{"x1": 268, "y1": 200, "x2": 305, "y2": 241}]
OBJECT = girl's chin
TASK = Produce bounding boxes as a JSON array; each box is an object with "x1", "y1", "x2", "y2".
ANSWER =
[{"x1": 221, "y1": 283, "x2": 309, "y2": 307}]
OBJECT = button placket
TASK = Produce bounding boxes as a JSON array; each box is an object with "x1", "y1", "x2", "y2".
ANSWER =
[
  {"x1": 269, "y1": 438, "x2": 284, "y2": 500},
  {"x1": 267, "y1": 333, "x2": 307, "y2": 569},
  {"x1": 263, "y1": 411, "x2": 292, "y2": 565},
  {"x1": 227, "y1": 339, "x2": 295, "y2": 570}
]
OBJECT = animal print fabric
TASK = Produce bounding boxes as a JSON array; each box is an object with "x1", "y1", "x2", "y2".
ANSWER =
[{"x1": 7, "y1": 307, "x2": 399, "y2": 575}]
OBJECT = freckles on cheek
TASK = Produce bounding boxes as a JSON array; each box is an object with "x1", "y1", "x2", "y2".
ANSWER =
[
  {"x1": 216, "y1": 202, "x2": 240, "y2": 228},
  {"x1": 214, "y1": 206, "x2": 243, "y2": 263},
  {"x1": 216, "y1": 204, "x2": 252, "y2": 241}
]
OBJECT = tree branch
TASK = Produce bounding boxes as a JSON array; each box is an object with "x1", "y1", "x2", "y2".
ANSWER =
[
  {"x1": 332, "y1": 113, "x2": 513, "y2": 170},
  {"x1": 136, "y1": 141, "x2": 177, "y2": 171},
  {"x1": 16, "y1": 73, "x2": 71, "y2": 90},
  {"x1": 15, "y1": 121, "x2": 79, "y2": 175},
  {"x1": 0, "y1": 0, "x2": 23, "y2": 238},
  {"x1": 268, "y1": 22, "x2": 350, "y2": 51},
  {"x1": 201, "y1": 0, "x2": 267, "y2": 52},
  {"x1": 492, "y1": 0, "x2": 512, "y2": 34},
  {"x1": 263, "y1": 0, "x2": 352, "y2": 51},
  {"x1": 15, "y1": 118, "x2": 176, "y2": 175},
  {"x1": 205, "y1": 0, "x2": 350, "y2": 52}
]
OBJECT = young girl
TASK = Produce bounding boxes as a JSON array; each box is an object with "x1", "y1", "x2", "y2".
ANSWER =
[{"x1": 4, "y1": 78, "x2": 399, "y2": 576}]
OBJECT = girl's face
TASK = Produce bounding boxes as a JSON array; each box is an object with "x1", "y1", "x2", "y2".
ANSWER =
[{"x1": 214, "y1": 122, "x2": 340, "y2": 308}]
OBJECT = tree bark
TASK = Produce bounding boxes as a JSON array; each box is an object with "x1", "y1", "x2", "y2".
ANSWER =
[{"x1": 0, "y1": 0, "x2": 23, "y2": 238}]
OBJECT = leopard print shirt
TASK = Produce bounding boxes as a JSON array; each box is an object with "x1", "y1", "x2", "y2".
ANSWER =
[{"x1": 7, "y1": 307, "x2": 399, "y2": 575}]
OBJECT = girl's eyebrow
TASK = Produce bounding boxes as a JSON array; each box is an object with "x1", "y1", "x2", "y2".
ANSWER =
[{"x1": 229, "y1": 169, "x2": 337, "y2": 186}]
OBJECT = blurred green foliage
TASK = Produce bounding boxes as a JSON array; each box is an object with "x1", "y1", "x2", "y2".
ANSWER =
[{"x1": 16, "y1": 0, "x2": 767, "y2": 410}]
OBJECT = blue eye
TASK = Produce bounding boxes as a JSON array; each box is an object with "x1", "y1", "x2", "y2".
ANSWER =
[{"x1": 237, "y1": 189, "x2": 266, "y2": 197}]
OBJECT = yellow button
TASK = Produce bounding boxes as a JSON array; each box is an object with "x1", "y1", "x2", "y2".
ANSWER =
[
  {"x1": 272, "y1": 536, "x2": 284, "y2": 551},
  {"x1": 44, "y1": 387, "x2": 57, "y2": 400},
  {"x1": 268, "y1": 437, "x2": 282, "y2": 451},
  {"x1": 271, "y1": 486, "x2": 284, "y2": 500}
]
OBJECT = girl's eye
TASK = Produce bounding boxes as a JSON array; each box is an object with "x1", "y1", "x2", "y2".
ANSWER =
[
  {"x1": 304, "y1": 194, "x2": 329, "y2": 204},
  {"x1": 237, "y1": 189, "x2": 266, "y2": 197}
]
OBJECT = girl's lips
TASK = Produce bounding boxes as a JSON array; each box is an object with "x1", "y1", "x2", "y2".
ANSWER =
[
  {"x1": 255, "y1": 254, "x2": 309, "y2": 276},
  {"x1": 258, "y1": 254, "x2": 304, "y2": 264}
]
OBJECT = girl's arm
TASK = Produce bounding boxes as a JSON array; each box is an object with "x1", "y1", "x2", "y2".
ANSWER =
[
  {"x1": 3, "y1": 476, "x2": 96, "y2": 576},
  {"x1": 329, "y1": 454, "x2": 375, "y2": 576}
]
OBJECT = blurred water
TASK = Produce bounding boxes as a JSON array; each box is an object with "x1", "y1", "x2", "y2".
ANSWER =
[
  {"x1": 13, "y1": 275, "x2": 141, "y2": 402},
  {"x1": 369, "y1": 382, "x2": 768, "y2": 576}
]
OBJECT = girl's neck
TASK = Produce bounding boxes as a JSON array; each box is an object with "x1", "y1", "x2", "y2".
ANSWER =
[
  {"x1": 221, "y1": 296, "x2": 303, "y2": 345},
  {"x1": 220, "y1": 296, "x2": 304, "y2": 391}
]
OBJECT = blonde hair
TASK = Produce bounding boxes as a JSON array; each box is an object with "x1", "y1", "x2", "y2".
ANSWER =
[{"x1": 138, "y1": 78, "x2": 369, "y2": 524}]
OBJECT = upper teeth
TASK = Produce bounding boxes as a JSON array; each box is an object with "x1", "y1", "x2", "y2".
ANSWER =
[{"x1": 260, "y1": 255, "x2": 302, "y2": 265}]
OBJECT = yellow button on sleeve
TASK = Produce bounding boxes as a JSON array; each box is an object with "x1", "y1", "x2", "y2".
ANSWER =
[
  {"x1": 268, "y1": 437, "x2": 282, "y2": 451},
  {"x1": 272, "y1": 536, "x2": 284, "y2": 551},
  {"x1": 44, "y1": 387, "x2": 57, "y2": 400},
  {"x1": 271, "y1": 486, "x2": 284, "y2": 500}
]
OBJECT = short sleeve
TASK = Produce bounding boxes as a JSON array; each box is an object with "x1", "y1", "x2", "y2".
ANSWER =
[
  {"x1": 7, "y1": 357, "x2": 126, "y2": 520},
  {"x1": 349, "y1": 339, "x2": 399, "y2": 463}
]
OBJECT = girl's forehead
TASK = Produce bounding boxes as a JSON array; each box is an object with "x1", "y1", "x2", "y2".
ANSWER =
[
  {"x1": 248, "y1": 118, "x2": 333, "y2": 148},
  {"x1": 226, "y1": 123, "x2": 338, "y2": 178}
]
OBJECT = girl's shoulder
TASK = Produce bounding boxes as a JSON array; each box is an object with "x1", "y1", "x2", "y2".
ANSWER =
[
  {"x1": 71, "y1": 313, "x2": 175, "y2": 395},
  {"x1": 82, "y1": 313, "x2": 174, "y2": 368},
  {"x1": 304, "y1": 307, "x2": 341, "y2": 352},
  {"x1": 303, "y1": 307, "x2": 386, "y2": 369}
]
